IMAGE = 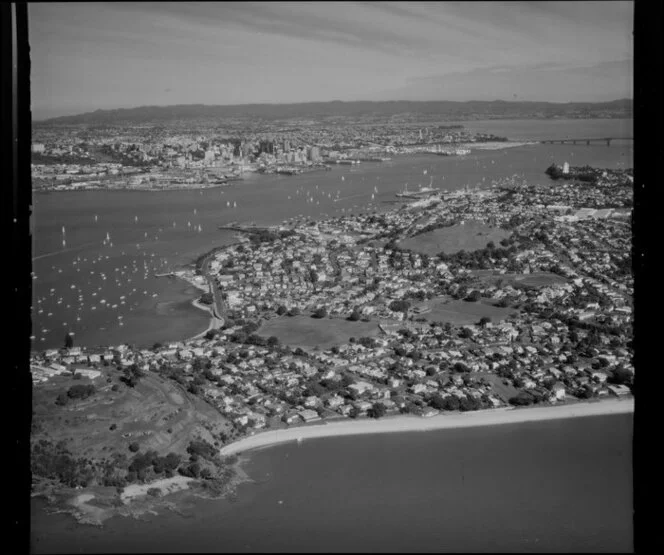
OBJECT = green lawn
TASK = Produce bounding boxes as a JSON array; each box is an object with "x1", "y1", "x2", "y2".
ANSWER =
[
  {"x1": 414, "y1": 297, "x2": 516, "y2": 325},
  {"x1": 258, "y1": 314, "x2": 380, "y2": 350},
  {"x1": 398, "y1": 221, "x2": 511, "y2": 256},
  {"x1": 475, "y1": 272, "x2": 568, "y2": 289}
]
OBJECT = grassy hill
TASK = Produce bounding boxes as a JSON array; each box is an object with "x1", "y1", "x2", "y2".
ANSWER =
[
  {"x1": 36, "y1": 99, "x2": 633, "y2": 125},
  {"x1": 31, "y1": 368, "x2": 236, "y2": 496}
]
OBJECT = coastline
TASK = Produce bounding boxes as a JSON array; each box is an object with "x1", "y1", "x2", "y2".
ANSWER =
[
  {"x1": 219, "y1": 397, "x2": 634, "y2": 456},
  {"x1": 462, "y1": 140, "x2": 538, "y2": 151}
]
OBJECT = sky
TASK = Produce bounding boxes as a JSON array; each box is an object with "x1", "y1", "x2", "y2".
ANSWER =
[{"x1": 29, "y1": 1, "x2": 634, "y2": 120}]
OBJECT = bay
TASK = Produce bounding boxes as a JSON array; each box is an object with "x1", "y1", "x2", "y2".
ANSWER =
[
  {"x1": 30, "y1": 118, "x2": 632, "y2": 351},
  {"x1": 30, "y1": 413, "x2": 633, "y2": 553}
]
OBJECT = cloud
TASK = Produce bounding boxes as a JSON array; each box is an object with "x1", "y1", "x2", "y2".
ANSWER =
[
  {"x1": 374, "y1": 59, "x2": 633, "y2": 102},
  {"x1": 108, "y1": 1, "x2": 438, "y2": 57}
]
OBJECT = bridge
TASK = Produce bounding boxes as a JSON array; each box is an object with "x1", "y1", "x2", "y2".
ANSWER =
[{"x1": 539, "y1": 137, "x2": 633, "y2": 147}]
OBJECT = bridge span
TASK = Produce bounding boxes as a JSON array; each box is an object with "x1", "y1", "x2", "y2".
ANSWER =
[{"x1": 539, "y1": 137, "x2": 633, "y2": 147}]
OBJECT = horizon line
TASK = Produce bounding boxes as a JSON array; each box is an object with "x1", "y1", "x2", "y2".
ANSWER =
[{"x1": 34, "y1": 97, "x2": 633, "y2": 123}]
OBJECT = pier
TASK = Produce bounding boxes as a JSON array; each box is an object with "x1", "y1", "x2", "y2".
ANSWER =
[{"x1": 539, "y1": 137, "x2": 633, "y2": 147}]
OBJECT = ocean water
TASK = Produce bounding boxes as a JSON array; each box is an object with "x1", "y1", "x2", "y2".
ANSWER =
[
  {"x1": 30, "y1": 118, "x2": 632, "y2": 351},
  {"x1": 30, "y1": 413, "x2": 633, "y2": 553}
]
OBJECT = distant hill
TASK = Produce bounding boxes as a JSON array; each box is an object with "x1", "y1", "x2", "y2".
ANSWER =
[{"x1": 37, "y1": 99, "x2": 632, "y2": 125}]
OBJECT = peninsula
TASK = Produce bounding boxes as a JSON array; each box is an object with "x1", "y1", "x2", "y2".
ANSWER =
[{"x1": 31, "y1": 163, "x2": 633, "y2": 525}]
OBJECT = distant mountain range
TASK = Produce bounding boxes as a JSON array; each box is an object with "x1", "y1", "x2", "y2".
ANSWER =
[{"x1": 37, "y1": 99, "x2": 632, "y2": 125}]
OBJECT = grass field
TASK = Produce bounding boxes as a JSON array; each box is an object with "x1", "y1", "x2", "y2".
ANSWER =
[
  {"x1": 31, "y1": 372, "x2": 232, "y2": 461},
  {"x1": 398, "y1": 220, "x2": 510, "y2": 256},
  {"x1": 474, "y1": 272, "x2": 568, "y2": 289},
  {"x1": 258, "y1": 314, "x2": 380, "y2": 350},
  {"x1": 414, "y1": 297, "x2": 516, "y2": 325}
]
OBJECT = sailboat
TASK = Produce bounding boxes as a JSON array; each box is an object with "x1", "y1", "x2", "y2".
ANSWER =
[
  {"x1": 233, "y1": 201, "x2": 237, "y2": 208},
  {"x1": 135, "y1": 215, "x2": 138, "y2": 223},
  {"x1": 94, "y1": 214, "x2": 98, "y2": 222}
]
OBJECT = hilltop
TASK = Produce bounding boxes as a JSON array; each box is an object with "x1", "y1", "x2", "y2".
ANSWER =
[
  {"x1": 31, "y1": 365, "x2": 243, "y2": 523},
  {"x1": 36, "y1": 99, "x2": 633, "y2": 125}
]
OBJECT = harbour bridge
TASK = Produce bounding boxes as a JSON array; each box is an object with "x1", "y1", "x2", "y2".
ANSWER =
[{"x1": 539, "y1": 137, "x2": 633, "y2": 146}]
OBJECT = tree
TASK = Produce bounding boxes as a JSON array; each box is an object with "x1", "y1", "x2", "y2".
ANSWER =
[
  {"x1": 276, "y1": 305, "x2": 287, "y2": 316},
  {"x1": 129, "y1": 442, "x2": 140, "y2": 453},
  {"x1": 465, "y1": 290, "x2": 481, "y2": 302},
  {"x1": 367, "y1": 403, "x2": 386, "y2": 419},
  {"x1": 459, "y1": 328, "x2": 474, "y2": 339},
  {"x1": 348, "y1": 310, "x2": 361, "y2": 322},
  {"x1": 478, "y1": 316, "x2": 492, "y2": 328},
  {"x1": 389, "y1": 300, "x2": 410, "y2": 313},
  {"x1": 64, "y1": 333, "x2": 74, "y2": 349},
  {"x1": 267, "y1": 336, "x2": 280, "y2": 347},
  {"x1": 453, "y1": 361, "x2": 470, "y2": 373},
  {"x1": 608, "y1": 367, "x2": 633, "y2": 386},
  {"x1": 509, "y1": 391, "x2": 534, "y2": 406},
  {"x1": 287, "y1": 307, "x2": 301, "y2": 317},
  {"x1": 312, "y1": 307, "x2": 327, "y2": 319},
  {"x1": 67, "y1": 384, "x2": 96, "y2": 400},
  {"x1": 349, "y1": 407, "x2": 361, "y2": 419},
  {"x1": 430, "y1": 395, "x2": 447, "y2": 410}
]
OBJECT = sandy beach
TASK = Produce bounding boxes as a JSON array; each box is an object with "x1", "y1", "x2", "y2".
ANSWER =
[
  {"x1": 219, "y1": 397, "x2": 633, "y2": 456},
  {"x1": 120, "y1": 475, "x2": 195, "y2": 503}
]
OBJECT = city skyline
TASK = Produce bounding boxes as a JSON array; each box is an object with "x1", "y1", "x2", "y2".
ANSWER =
[{"x1": 30, "y1": 1, "x2": 633, "y2": 120}]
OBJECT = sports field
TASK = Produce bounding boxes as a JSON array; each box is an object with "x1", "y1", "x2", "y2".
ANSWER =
[
  {"x1": 398, "y1": 220, "x2": 510, "y2": 256},
  {"x1": 474, "y1": 271, "x2": 568, "y2": 289},
  {"x1": 258, "y1": 314, "x2": 381, "y2": 350},
  {"x1": 414, "y1": 297, "x2": 516, "y2": 325}
]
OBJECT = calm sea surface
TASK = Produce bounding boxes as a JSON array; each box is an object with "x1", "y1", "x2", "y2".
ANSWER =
[
  {"x1": 30, "y1": 118, "x2": 632, "y2": 351},
  {"x1": 30, "y1": 413, "x2": 633, "y2": 553}
]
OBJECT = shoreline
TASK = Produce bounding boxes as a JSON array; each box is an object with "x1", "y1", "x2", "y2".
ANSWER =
[
  {"x1": 462, "y1": 140, "x2": 539, "y2": 151},
  {"x1": 219, "y1": 397, "x2": 633, "y2": 456}
]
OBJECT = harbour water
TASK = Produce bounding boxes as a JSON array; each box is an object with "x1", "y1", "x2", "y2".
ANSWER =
[
  {"x1": 30, "y1": 412, "x2": 633, "y2": 553},
  {"x1": 30, "y1": 119, "x2": 632, "y2": 351}
]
